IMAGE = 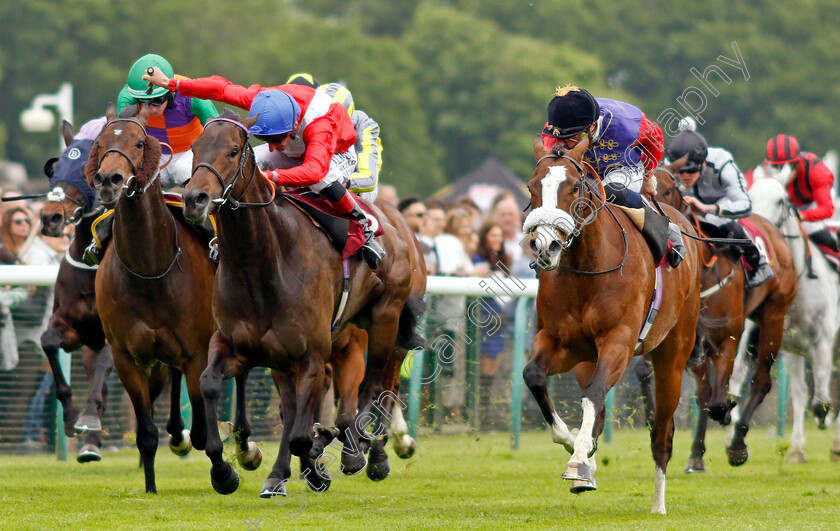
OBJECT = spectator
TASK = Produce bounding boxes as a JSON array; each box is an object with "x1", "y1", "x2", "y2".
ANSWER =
[
  {"x1": 0, "y1": 246, "x2": 28, "y2": 372},
  {"x1": 417, "y1": 201, "x2": 446, "y2": 275},
  {"x1": 487, "y1": 192, "x2": 526, "y2": 264},
  {"x1": 471, "y1": 222, "x2": 512, "y2": 427},
  {"x1": 454, "y1": 195, "x2": 482, "y2": 231},
  {"x1": 398, "y1": 196, "x2": 427, "y2": 234},
  {"x1": 378, "y1": 184, "x2": 399, "y2": 209},
  {"x1": 444, "y1": 207, "x2": 478, "y2": 256}
]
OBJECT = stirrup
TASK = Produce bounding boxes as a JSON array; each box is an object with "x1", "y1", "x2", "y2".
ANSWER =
[
  {"x1": 208, "y1": 237, "x2": 219, "y2": 263},
  {"x1": 82, "y1": 242, "x2": 104, "y2": 267},
  {"x1": 746, "y1": 263, "x2": 775, "y2": 288},
  {"x1": 361, "y1": 238, "x2": 385, "y2": 270},
  {"x1": 666, "y1": 245, "x2": 685, "y2": 269}
]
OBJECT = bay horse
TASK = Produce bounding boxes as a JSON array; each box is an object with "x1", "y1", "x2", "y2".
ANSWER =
[
  {"x1": 85, "y1": 104, "x2": 261, "y2": 493},
  {"x1": 522, "y1": 137, "x2": 703, "y2": 514},
  {"x1": 649, "y1": 161, "x2": 797, "y2": 471},
  {"x1": 182, "y1": 111, "x2": 425, "y2": 497},
  {"x1": 38, "y1": 118, "x2": 114, "y2": 463},
  {"x1": 732, "y1": 174, "x2": 839, "y2": 462}
]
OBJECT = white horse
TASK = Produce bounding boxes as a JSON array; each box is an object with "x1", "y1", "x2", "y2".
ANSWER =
[{"x1": 729, "y1": 169, "x2": 840, "y2": 462}]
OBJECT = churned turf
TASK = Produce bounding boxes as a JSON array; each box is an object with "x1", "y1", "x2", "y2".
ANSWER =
[{"x1": 2, "y1": 425, "x2": 840, "y2": 530}]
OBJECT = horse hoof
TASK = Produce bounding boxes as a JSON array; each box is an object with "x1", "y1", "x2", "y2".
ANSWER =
[
  {"x1": 340, "y1": 450, "x2": 368, "y2": 475},
  {"x1": 366, "y1": 456, "x2": 391, "y2": 482},
  {"x1": 211, "y1": 464, "x2": 240, "y2": 495},
  {"x1": 570, "y1": 477, "x2": 597, "y2": 493},
  {"x1": 787, "y1": 450, "x2": 807, "y2": 464},
  {"x1": 684, "y1": 457, "x2": 705, "y2": 473},
  {"x1": 76, "y1": 444, "x2": 102, "y2": 463},
  {"x1": 393, "y1": 435, "x2": 416, "y2": 459},
  {"x1": 562, "y1": 461, "x2": 594, "y2": 483},
  {"x1": 260, "y1": 477, "x2": 287, "y2": 498},
  {"x1": 169, "y1": 429, "x2": 192, "y2": 456},
  {"x1": 728, "y1": 446, "x2": 749, "y2": 467},
  {"x1": 74, "y1": 415, "x2": 102, "y2": 434},
  {"x1": 812, "y1": 402, "x2": 831, "y2": 429},
  {"x1": 237, "y1": 441, "x2": 262, "y2": 471}
]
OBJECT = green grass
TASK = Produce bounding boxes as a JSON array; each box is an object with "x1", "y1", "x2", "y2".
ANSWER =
[{"x1": 3, "y1": 425, "x2": 840, "y2": 530}]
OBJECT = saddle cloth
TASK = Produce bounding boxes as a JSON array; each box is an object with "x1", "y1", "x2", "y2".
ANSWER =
[
  {"x1": 283, "y1": 192, "x2": 383, "y2": 260},
  {"x1": 814, "y1": 244, "x2": 840, "y2": 272},
  {"x1": 737, "y1": 217, "x2": 772, "y2": 263}
]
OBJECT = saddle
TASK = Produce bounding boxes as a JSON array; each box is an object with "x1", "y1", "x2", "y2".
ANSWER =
[
  {"x1": 283, "y1": 192, "x2": 383, "y2": 260},
  {"x1": 614, "y1": 204, "x2": 671, "y2": 265}
]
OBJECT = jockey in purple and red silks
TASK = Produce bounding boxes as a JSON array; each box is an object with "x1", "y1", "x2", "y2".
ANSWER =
[{"x1": 539, "y1": 85, "x2": 686, "y2": 268}]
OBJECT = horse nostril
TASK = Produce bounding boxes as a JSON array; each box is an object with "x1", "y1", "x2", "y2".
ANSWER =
[
  {"x1": 548, "y1": 240, "x2": 561, "y2": 255},
  {"x1": 529, "y1": 237, "x2": 539, "y2": 253},
  {"x1": 193, "y1": 192, "x2": 210, "y2": 208},
  {"x1": 93, "y1": 173, "x2": 103, "y2": 187},
  {"x1": 112, "y1": 174, "x2": 124, "y2": 187},
  {"x1": 49, "y1": 213, "x2": 63, "y2": 225}
]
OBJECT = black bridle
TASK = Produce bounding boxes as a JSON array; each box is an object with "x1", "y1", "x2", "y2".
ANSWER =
[
  {"x1": 96, "y1": 117, "x2": 157, "y2": 198},
  {"x1": 191, "y1": 118, "x2": 274, "y2": 210}
]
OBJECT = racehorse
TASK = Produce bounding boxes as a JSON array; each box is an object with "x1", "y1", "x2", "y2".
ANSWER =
[
  {"x1": 652, "y1": 162, "x2": 797, "y2": 471},
  {"x1": 36, "y1": 118, "x2": 113, "y2": 463},
  {"x1": 522, "y1": 137, "x2": 703, "y2": 514},
  {"x1": 85, "y1": 104, "x2": 261, "y2": 493},
  {"x1": 182, "y1": 111, "x2": 425, "y2": 496},
  {"x1": 732, "y1": 174, "x2": 839, "y2": 462}
]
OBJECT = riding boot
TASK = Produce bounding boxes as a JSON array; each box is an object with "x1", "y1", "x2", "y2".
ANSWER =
[
  {"x1": 666, "y1": 222, "x2": 686, "y2": 269},
  {"x1": 722, "y1": 221, "x2": 774, "y2": 288},
  {"x1": 810, "y1": 228, "x2": 840, "y2": 253},
  {"x1": 82, "y1": 214, "x2": 114, "y2": 266},
  {"x1": 320, "y1": 181, "x2": 385, "y2": 269}
]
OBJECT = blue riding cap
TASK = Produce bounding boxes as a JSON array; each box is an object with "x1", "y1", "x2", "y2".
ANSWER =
[
  {"x1": 247, "y1": 90, "x2": 300, "y2": 137},
  {"x1": 46, "y1": 118, "x2": 105, "y2": 211}
]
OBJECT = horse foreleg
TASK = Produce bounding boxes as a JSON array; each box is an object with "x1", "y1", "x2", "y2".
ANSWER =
[
  {"x1": 632, "y1": 355, "x2": 655, "y2": 431},
  {"x1": 784, "y1": 352, "x2": 807, "y2": 462},
  {"x1": 112, "y1": 346, "x2": 158, "y2": 493},
  {"x1": 261, "y1": 370, "x2": 295, "y2": 498},
  {"x1": 288, "y1": 353, "x2": 328, "y2": 459},
  {"x1": 809, "y1": 333, "x2": 833, "y2": 429},
  {"x1": 77, "y1": 346, "x2": 113, "y2": 463},
  {"x1": 199, "y1": 333, "x2": 245, "y2": 495},
  {"x1": 40, "y1": 327, "x2": 80, "y2": 436},
  {"x1": 709, "y1": 332, "x2": 741, "y2": 425},
  {"x1": 330, "y1": 332, "x2": 368, "y2": 475},
  {"x1": 686, "y1": 361, "x2": 711, "y2": 473},
  {"x1": 232, "y1": 371, "x2": 262, "y2": 471},
  {"x1": 389, "y1": 368, "x2": 416, "y2": 459},
  {"x1": 366, "y1": 362, "x2": 403, "y2": 482},
  {"x1": 728, "y1": 316, "x2": 784, "y2": 467},
  {"x1": 523, "y1": 330, "x2": 578, "y2": 454},
  {"x1": 182, "y1": 357, "x2": 209, "y2": 453}
]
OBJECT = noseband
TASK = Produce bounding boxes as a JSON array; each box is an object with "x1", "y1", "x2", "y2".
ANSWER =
[
  {"x1": 191, "y1": 118, "x2": 273, "y2": 210},
  {"x1": 96, "y1": 118, "x2": 157, "y2": 198},
  {"x1": 45, "y1": 184, "x2": 86, "y2": 225}
]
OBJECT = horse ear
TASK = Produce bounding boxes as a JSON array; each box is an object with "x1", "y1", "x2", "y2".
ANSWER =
[
  {"x1": 106, "y1": 103, "x2": 117, "y2": 122},
  {"x1": 137, "y1": 103, "x2": 151, "y2": 126},
  {"x1": 567, "y1": 135, "x2": 590, "y2": 161},
  {"x1": 666, "y1": 154, "x2": 688, "y2": 173},
  {"x1": 533, "y1": 135, "x2": 549, "y2": 161},
  {"x1": 61, "y1": 121, "x2": 75, "y2": 149},
  {"x1": 44, "y1": 157, "x2": 59, "y2": 179},
  {"x1": 243, "y1": 114, "x2": 258, "y2": 129}
]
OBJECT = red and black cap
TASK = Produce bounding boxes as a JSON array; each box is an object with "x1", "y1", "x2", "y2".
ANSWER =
[
  {"x1": 543, "y1": 85, "x2": 600, "y2": 139},
  {"x1": 765, "y1": 134, "x2": 800, "y2": 165}
]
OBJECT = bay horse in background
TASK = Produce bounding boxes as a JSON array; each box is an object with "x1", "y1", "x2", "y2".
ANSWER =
[
  {"x1": 732, "y1": 174, "x2": 840, "y2": 463},
  {"x1": 522, "y1": 137, "x2": 703, "y2": 514},
  {"x1": 36, "y1": 118, "x2": 114, "y2": 463},
  {"x1": 182, "y1": 111, "x2": 425, "y2": 497},
  {"x1": 85, "y1": 104, "x2": 261, "y2": 493},
  {"x1": 647, "y1": 161, "x2": 797, "y2": 471}
]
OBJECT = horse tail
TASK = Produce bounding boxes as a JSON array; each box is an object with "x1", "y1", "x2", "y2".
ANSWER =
[
  {"x1": 687, "y1": 311, "x2": 727, "y2": 369},
  {"x1": 396, "y1": 294, "x2": 427, "y2": 351}
]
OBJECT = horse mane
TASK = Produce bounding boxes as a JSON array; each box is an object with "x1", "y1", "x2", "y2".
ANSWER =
[{"x1": 219, "y1": 108, "x2": 241, "y2": 122}]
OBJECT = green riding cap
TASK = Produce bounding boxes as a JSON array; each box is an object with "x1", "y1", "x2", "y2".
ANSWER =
[{"x1": 126, "y1": 54, "x2": 174, "y2": 99}]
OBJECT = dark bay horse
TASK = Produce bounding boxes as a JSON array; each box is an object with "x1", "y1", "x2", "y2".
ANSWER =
[
  {"x1": 85, "y1": 104, "x2": 260, "y2": 493},
  {"x1": 653, "y1": 163, "x2": 797, "y2": 470},
  {"x1": 522, "y1": 138, "x2": 703, "y2": 514},
  {"x1": 182, "y1": 112, "x2": 425, "y2": 497},
  {"x1": 38, "y1": 119, "x2": 114, "y2": 463}
]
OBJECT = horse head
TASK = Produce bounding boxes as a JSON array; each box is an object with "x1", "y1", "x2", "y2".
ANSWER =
[
  {"x1": 523, "y1": 135, "x2": 593, "y2": 270},
  {"x1": 755, "y1": 161, "x2": 793, "y2": 186},
  {"x1": 748, "y1": 172, "x2": 791, "y2": 228},
  {"x1": 85, "y1": 103, "x2": 161, "y2": 209},
  {"x1": 41, "y1": 120, "x2": 100, "y2": 236},
  {"x1": 654, "y1": 155, "x2": 689, "y2": 214},
  {"x1": 183, "y1": 109, "x2": 259, "y2": 224}
]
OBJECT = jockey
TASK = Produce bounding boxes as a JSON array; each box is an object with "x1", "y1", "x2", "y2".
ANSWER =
[
  {"x1": 142, "y1": 68, "x2": 385, "y2": 270},
  {"x1": 286, "y1": 73, "x2": 382, "y2": 203},
  {"x1": 666, "y1": 127, "x2": 775, "y2": 288},
  {"x1": 82, "y1": 54, "x2": 220, "y2": 266},
  {"x1": 541, "y1": 85, "x2": 686, "y2": 268},
  {"x1": 764, "y1": 134, "x2": 840, "y2": 254},
  {"x1": 116, "y1": 54, "x2": 219, "y2": 187}
]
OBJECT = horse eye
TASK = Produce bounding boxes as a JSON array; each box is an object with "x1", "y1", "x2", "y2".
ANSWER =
[
  {"x1": 229, "y1": 147, "x2": 239, "y2": 157},
  {"x1": 135, "y1": 140, "x2": 145, "y2": 149},
  {"x1": 572, "y1": 183, "x2": 581, "y2": 194}
]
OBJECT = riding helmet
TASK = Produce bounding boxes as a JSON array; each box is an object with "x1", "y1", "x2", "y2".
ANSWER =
[
  {"x1": 286, "y1": 72, "x2": 320, "y2": 88},
  {"x1": 247, "y1": 90, "x2": 300, "y2": 137},
  {"x1": 765, "y1": 134, "x2": 800, "y2": 165},
  {"x1": 127, "y1": 54, "x2": 174, "y2": 99},
  {"x1": 666, "y1": 130, "x2": 708, "y2": 172},
  {"x1": 543, "y1": 85, "x2": 600, "y2": 139}
]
